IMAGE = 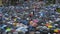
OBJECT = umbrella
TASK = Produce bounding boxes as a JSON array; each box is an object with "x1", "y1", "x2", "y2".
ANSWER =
[
  {"x1": 16, "y1": 27, "x2": 28, "y2": 33},
  {"x1": 33, "y1": 19, "x2": 39, "y2": 23}
]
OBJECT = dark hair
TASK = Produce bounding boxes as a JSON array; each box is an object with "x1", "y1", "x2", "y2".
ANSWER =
[
  {"x1": 39, "y1": 0, "x2": 43, "y2": 1},
  {"x1": 24, "y1": 0, "x2": 28, "y2": 1}
]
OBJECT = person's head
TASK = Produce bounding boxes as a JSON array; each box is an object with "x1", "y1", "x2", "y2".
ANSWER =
[{"x1": 39, "y1": 0, "x2": 43, "y2": 1}]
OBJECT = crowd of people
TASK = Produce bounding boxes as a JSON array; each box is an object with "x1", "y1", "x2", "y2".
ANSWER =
[{"x1": 0, "y1": 0, "x2": 60, "y2": 34}]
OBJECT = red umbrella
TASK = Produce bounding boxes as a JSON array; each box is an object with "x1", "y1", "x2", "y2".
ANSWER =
[{"x1": 58, "y1": 30, "x2": 60, "y2": 33}]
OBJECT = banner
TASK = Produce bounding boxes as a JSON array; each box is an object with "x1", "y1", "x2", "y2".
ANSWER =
[{"x1": 0, "y1": 0, "x2": 2, "y2": 5}]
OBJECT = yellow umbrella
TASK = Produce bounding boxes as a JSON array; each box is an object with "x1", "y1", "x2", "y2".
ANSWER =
[
  {"x1": 6, "y1": 28, "x2": 11, "y2": 32},
  {"x1": 54, "y1": 29, "x2": 58, "y2": 33},
  {"x1": 14, "y1": 18, "x2": 16, "y2": 21},
  {"x1": 48, "y1": 25, "x2": 53, "y2": 28}
]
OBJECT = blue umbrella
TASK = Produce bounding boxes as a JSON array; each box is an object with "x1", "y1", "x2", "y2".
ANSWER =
[{"x1": 21, "y1": 20, "x2": 28, "y2": 25}]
